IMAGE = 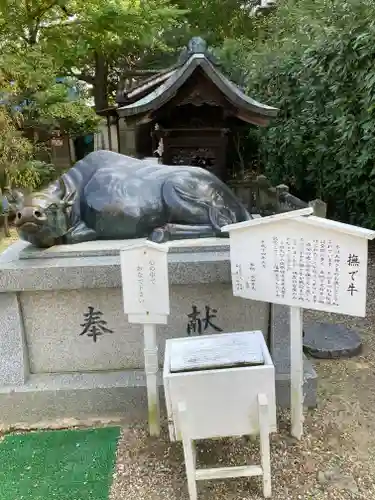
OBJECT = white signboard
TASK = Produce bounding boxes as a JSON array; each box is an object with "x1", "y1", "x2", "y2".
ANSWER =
[
  {"x1": 223, "y1": 211, "x2": 375, "y2": 318},
  {"x1": 120, "y1": 241, "x2": 170, "y2": 324}
]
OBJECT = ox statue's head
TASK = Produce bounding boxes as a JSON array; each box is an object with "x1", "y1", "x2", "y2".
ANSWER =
[{"x1": 15, "y1": 179, "x2": 75, "y2": 248}]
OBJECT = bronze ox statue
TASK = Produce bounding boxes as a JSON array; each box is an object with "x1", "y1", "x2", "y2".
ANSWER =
[{"x1": 15, "y1": 150, "x2": 251, "y2": 248}]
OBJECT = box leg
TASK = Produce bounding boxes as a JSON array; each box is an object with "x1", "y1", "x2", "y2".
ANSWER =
[
  {"x1": 258, "y1": 394, "x2": 272, "y2": 498},
  {"x1": 178, "y1": 402, "x2": 198, "y2": 500}
]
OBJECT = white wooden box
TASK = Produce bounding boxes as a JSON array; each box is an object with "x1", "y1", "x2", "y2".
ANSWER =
[{"x1": 163, "y1": 331, "x2": 277, "y2": 441}]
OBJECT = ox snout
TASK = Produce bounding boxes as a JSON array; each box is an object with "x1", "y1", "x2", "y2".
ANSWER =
[{"x1": 15, "y1": 206, "x2": 47, "y2": 230}]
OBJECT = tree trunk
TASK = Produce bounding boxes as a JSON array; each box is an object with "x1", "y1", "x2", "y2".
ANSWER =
[
  {"x1": 0, "y1": 186, "x2": 10, "y2": 238},
  {"x1": 93, "y1": 52, "x2": 109, "y2": 112},
  {"x1": 3, "y1": 214, "x2": 10, "y2": 238}
]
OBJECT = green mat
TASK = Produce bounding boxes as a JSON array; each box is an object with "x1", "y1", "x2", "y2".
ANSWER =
[{"x1": 0, "y1": 427, "x2": 120, "y2": 500}]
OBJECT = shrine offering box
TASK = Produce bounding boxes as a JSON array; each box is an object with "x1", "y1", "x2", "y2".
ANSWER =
[{"x1": 163, "y1": 330, "x2": 277, "y2": 441}]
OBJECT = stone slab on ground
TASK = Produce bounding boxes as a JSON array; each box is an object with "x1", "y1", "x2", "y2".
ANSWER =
[
  {"x1": 303, "y1": 322, "x2": 362, "y2": 359},
  {"x1": 0, "y1": 366, "x2": 313, "y2": 427},
  {"x1": 0, "y1": 371, "x2": 149, "y2": 427}
]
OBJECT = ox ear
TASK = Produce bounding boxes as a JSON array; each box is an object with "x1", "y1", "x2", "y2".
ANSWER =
[{"x1": 61, "y1": 190, "x2": 75, "y2": 209}]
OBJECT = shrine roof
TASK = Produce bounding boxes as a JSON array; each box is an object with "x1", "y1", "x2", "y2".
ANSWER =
[
  {"x1": 222, "y1": 208, "x2": 375, "y2": 240},
  {"x1": 123, "y1": 68, "x2": 176, "y2": 102},
  {"x1": 117, "y1": 50, "x2": 278, "y2": 121}
]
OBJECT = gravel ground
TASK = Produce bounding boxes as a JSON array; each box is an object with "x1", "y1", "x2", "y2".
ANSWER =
[{"x1": 110, "y1": 244, "x2": 375, "y2": 500}]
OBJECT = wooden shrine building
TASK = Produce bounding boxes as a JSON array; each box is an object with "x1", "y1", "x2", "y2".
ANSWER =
[{"x1": 102, "y1": 37, "x2": 278, "y2": 182}]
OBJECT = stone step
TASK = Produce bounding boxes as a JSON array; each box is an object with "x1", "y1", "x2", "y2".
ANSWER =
[{"x1": 0, "y1": 364, "x2": 316, "y2": 428}]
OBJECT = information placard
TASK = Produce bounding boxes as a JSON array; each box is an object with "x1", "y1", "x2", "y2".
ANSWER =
[
  {"x1": 223, "y1": 212, "x2": 375, "y2": 318},
  {"x1": 120, "y1": 241, "x2": 169, "y2": 323}
]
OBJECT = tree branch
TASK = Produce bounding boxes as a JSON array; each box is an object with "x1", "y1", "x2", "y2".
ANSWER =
[
  {"x1": 24, "y1": 0, "x2": 71, "y2": 44},
  {"x1": 31, "y1": 0, "x2": 60, "y2": 21},
  {"x1": 74, "y1": 73, "x2": 95, "y2": 85}
]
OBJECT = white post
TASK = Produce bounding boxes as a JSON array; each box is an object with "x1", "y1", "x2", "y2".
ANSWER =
[
  {"x1": 290, "y1": 306, "x2": 304, "y2": 439},
  {"x1": 120, "y1": 241, "x2": 170, "y2": 437},
  {"x1": 143, "y1": 323, "x2": 160, "y2": 437}
]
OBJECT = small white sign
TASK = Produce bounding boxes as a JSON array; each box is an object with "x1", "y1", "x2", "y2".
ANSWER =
[
  {"x1": 223, "y1": 209, "x2": 375, "y2": 317},
  {"x1": 120, "y1": 241, "x2": 170, "y2": 324}
]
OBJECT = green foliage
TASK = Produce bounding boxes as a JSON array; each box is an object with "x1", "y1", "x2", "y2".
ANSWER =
[
  {"x1": 0, "y1": 108, "x2": 33, "y2": 187},
  {"x1": 233, "y1": 0, "x2": 375, "y2": 227},
  {"x1": 128, "y1": 1, "x2": 263, "y2": 78},
  {"x1": 0, "y1": 0, "x2": 187, "y2": 111},
  {"x1": 213, "y1": 37, "x2": 255, "y2": 86},
  {"x1": 0, "y1": 45, "x2": 100, "y2": 191},
  {"x1": 40, "y1": 0, "x2": 186, "y2": 108},
  {"x1": 0, "y1": 107, "x2": 57, "y2": 192},
  {"x1": 172, "y1": 0, "x2": 259, "y2": 43},
  {"x1": 0, "y1": 0, "x2": 264, "y2": 113},
  {"x1": 1, "y1": 47, "x2": 101, "y2": 136},
  {"x1": 6, "y1": 160, "x2": 56, "y2": 191}
]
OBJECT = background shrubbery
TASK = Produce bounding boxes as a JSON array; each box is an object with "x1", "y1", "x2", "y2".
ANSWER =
[{"x1": 218, "y1": 0, "x2": 375, "y2": 227}]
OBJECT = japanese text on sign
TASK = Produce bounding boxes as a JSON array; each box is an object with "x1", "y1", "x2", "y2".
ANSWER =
[
  {"x1": 270, "y1": 237, "x2": 343, "y2": 307},
  {"x1": 121, "y1": 244, "x2": 170, "y2": 322},
  {"x1": 229, "y1": 223, "x2": 369, "y2": 317},
  {"x1": 347, "y1": 253, "x2": 360, "y2": 296},
  {"x1": 136, "y1": 260, "x2": 157, "y2": 304}
]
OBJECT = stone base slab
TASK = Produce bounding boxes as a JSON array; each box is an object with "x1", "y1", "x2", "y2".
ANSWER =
[
  {"x1": 0, "y1": 368, "x2": 317, "y2": 427},
  {"x1": 303, "y1": 322, "x2": 362, "y2": 359}
]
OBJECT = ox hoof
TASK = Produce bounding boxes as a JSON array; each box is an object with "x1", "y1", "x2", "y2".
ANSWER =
[{"x1": 149, "y1": 228, "x2": 170, "y2": 244}]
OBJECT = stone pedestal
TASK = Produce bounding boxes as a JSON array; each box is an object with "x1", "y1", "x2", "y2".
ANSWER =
[
  {"x1": 0, "y1": 293, "x2": 29, "y2": 386},
  {"x1": 0, "y1": 238, "x2": 317, "y2": 426}
]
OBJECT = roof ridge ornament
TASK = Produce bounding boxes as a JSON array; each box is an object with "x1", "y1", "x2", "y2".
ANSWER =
[
  {"x1": 188, "y1": 36, "x2": 207, "y2": 54},
  {"x1": 178, "y1": 37, "x2": 220, "y2": 67}
]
